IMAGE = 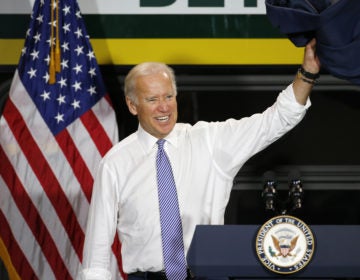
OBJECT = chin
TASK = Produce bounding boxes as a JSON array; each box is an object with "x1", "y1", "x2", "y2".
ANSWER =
[{"x1": 158, "y1": 127, "x2": 173, "y2": 137}]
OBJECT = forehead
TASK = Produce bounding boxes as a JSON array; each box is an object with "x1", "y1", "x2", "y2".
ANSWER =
[{"x1": 136, "y1": 72, "x2": 173, "y2": 94}]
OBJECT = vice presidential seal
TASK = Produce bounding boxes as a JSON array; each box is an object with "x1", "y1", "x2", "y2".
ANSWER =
[{"x1": 255, "y1": 215, "x2": 315, "y2": 274}]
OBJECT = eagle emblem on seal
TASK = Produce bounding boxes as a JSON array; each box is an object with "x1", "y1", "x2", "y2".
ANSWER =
[{"x1": 271, "y1": 235, "x2": 299, "y2": 257}]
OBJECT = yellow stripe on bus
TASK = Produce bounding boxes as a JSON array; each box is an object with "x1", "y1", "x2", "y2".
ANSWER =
[{"x1": 0, "y1": 38, "x2": 303, "y2": 65}]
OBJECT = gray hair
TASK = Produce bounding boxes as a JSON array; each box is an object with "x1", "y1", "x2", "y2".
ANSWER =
[{"x1": 124, "y1": 62, "x2": 177, "y2": 104}]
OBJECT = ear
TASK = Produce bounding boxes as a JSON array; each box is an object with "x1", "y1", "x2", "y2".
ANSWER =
[{"x1": 126, "y1": 96, "x2": 138, "y2": 116}]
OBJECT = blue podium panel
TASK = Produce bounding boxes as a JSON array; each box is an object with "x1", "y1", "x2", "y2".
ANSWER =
[{"x1": 187, "y1": 225, "x2": 360, "y2": 278}]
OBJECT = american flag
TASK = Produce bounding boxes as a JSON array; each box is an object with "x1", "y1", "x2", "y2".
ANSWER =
[{"x1": 0, "y1": 0, "x2": 125, "y2": 279}]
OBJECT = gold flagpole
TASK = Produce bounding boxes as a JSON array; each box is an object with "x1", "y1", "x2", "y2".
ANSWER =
[
  {"x1": 55, "y1": 0, "x2": 61, "y2": 72},
  {"x1": 49, "y1": 0, "x2": 56, "y2": 84}
]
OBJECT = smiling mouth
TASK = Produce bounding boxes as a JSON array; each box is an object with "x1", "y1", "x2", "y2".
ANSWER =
[{"x1": 156, "y1": 116, "x2": 170, "y2": 122}]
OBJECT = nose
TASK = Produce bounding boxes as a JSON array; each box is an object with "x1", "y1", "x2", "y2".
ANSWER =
[{"x1": 158, "y1": 98, "x2": 169, "y2": 111}]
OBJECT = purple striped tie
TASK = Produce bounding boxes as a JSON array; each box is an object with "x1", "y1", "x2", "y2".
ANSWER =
[{"x1": 156, "y1": 139, "x2": 187, "y2": 280}]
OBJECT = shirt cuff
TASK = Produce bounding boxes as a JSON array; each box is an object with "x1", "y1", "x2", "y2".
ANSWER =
[{"x1": 78, "y1": 267, "x2": 112, "y2": 280}]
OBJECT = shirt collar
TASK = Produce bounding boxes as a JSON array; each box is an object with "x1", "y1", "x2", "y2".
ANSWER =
[{"x1": 137, "y1": 124, "x2": 178, "y2": 153}]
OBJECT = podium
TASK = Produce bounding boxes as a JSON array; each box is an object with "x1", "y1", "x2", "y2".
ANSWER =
[{"x1": 187, "y1": 225, "x2": 360, "y2": 279}]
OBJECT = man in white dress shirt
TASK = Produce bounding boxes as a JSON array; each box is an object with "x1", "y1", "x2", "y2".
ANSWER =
[{"x1": 79, "y1": 39, "x2": 321, "y2": 280}]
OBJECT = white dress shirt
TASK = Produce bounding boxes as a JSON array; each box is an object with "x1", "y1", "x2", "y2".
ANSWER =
[{"x1": 79, "y1": 84, "x2": 310, "y2": 279}]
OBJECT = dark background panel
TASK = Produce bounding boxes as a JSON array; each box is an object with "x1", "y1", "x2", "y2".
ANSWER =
[{"x1": 225, "y1": 189, "x2": 360, "y2": 225}]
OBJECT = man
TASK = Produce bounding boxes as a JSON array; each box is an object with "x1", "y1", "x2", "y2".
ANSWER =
[{"x1": 79, "y1": 39, "x2": 320, "y2": 280}]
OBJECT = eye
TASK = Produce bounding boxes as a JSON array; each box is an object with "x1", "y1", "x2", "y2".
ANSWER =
[
  {"x1": 145, "y1": 97, "x2": 158, "y2": 103},
  {"x1": 166, "y1": 94, "x2": 174, "y2": 100}
]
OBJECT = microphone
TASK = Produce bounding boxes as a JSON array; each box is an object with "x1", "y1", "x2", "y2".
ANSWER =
[
  {"x1": 262, "y1": 171, "x2": 277, "y2": 211},
  {"x1": 288, "y1": 170, "x2": 303, "y2": 210}
]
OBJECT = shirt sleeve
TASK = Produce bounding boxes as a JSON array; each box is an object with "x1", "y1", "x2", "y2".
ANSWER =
[
  {"x1": 78, "y1": 160, "x2": 119, "y2": 280},
  {"x1": 209, "y1": 83, "x2": 311, "y2": 177}
]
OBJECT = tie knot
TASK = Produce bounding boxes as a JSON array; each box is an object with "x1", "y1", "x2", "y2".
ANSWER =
[{"x1": 157, "y1": 139, "x2": 165, "y2": 150}]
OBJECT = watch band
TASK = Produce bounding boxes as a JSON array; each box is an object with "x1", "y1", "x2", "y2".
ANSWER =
[{"x1": 299, "y1": 66, "x2": 320, "y2": 80}]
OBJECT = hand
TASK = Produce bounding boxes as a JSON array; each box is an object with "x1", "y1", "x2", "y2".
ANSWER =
[{"x1": 302, "y1": 38, "x2": 321, "y2": 74}]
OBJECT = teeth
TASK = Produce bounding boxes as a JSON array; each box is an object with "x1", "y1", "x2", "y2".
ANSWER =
[{"x1": 157, "y1": 116, "x2": 169, "y2": 121}]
